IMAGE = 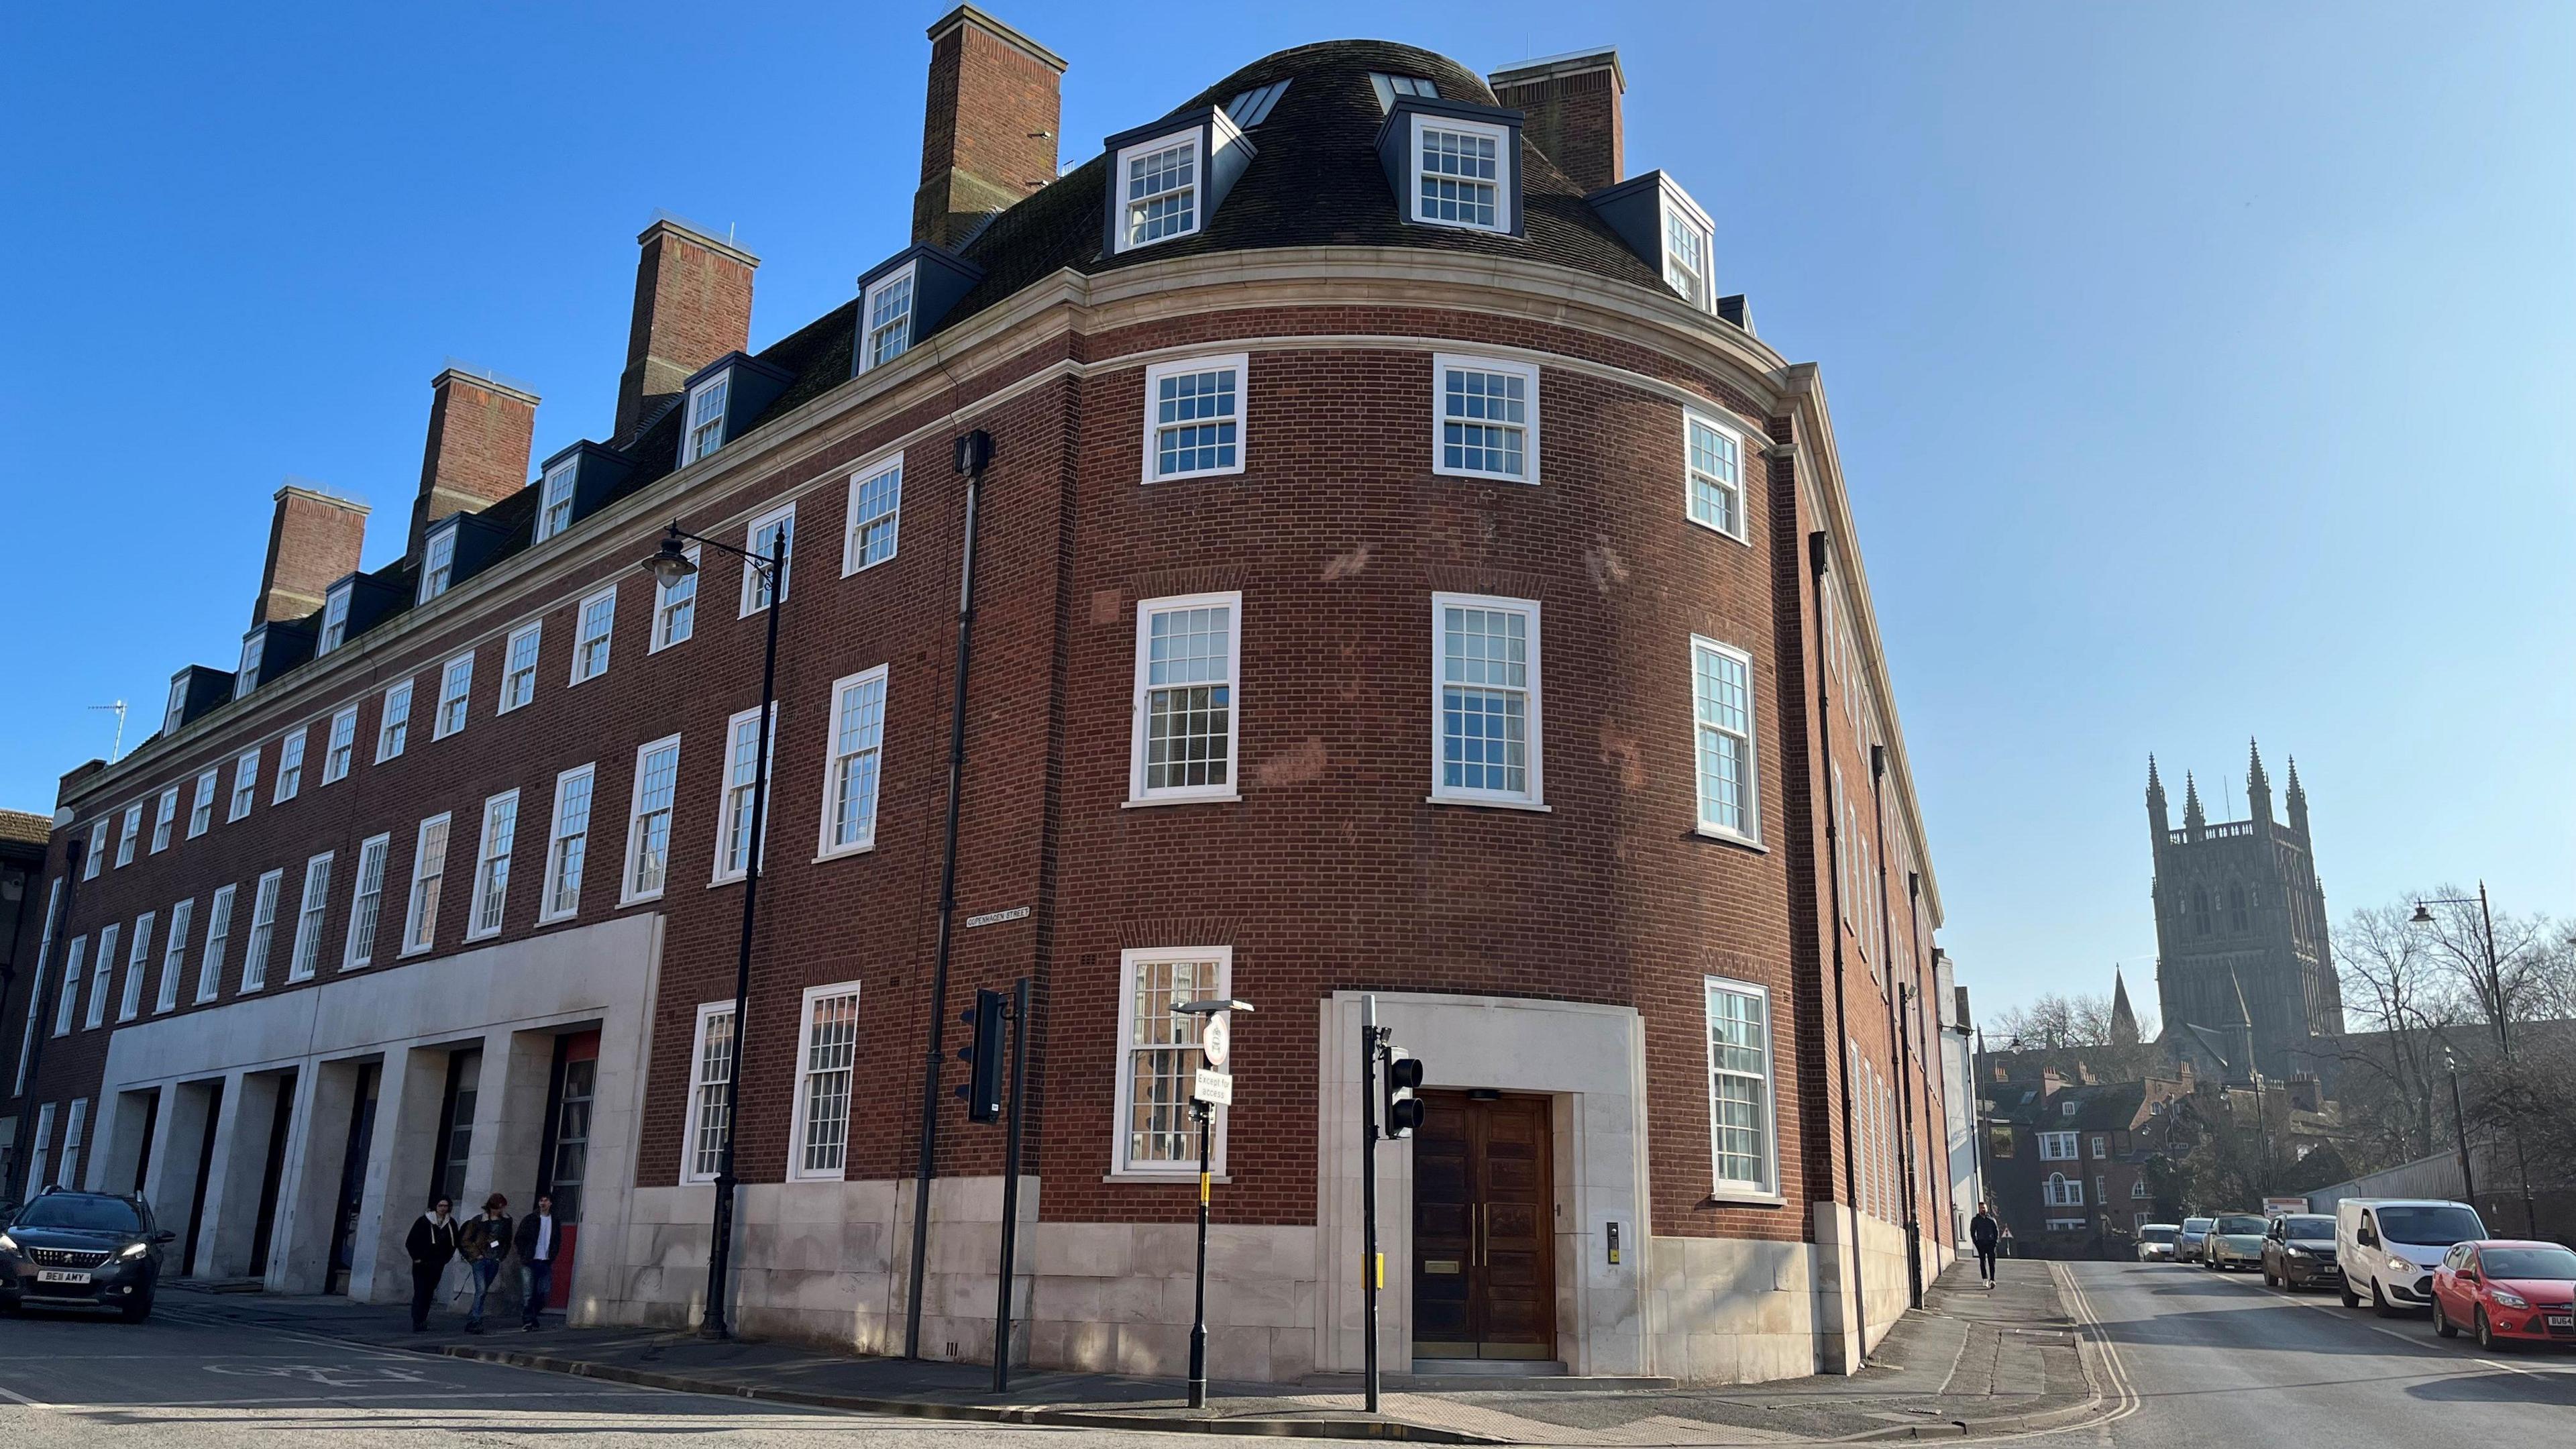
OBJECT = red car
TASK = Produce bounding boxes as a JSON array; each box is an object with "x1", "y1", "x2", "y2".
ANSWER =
[{"x1": 2430, "y1": 1239, "x2": 2576, "y2": 1349}]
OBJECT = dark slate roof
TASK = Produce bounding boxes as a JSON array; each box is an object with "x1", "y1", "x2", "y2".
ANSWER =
[{"x1": 251, "y1": 41, "x2": 1677, "y2": 686}]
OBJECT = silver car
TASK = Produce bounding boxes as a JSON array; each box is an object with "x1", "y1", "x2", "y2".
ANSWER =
[
  {"x1": 2177, "y1": 1216, "x2": 2215, "y2": 1263},
  {"x1": 2206, "y1": 1212, "x2": 2269, "y2": 1271}
]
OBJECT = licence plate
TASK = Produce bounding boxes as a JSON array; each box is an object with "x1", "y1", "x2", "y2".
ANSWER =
[
  {"x1": 2548, "y1": 1314, "x2": 2573, "y2": 1330},
  {"x1": 36, "y1": 1269, "x2": 91, "y2": 1285}
]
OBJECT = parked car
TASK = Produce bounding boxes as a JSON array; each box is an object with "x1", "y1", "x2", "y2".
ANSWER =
[
  {"x1": 2432, "y1": 1240, "x2": 2576, "y2": 1350},
  {"x1": 2137, "y1": 1224, "x2": 2181, "y2": 1261},
  {"x1": 0, "y1": 1188, "x2": 173, "y2": 1322},
  {"x1": 2338, "y1": 1198, "x2": 2487, "y2": 1316},
  {"x1": 2261, "y1": 1213, "x2": 2341, "y2": 1289},
  {"x1": 2206, "y1": 1212, "x2": 2269, "y2": 1271},
  {"x1": 2177, "y1": 1216, "x2": 2216, "y2": 1263}
]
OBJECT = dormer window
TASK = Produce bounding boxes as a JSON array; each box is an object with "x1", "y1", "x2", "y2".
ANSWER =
[
  {"x1": 419, "y1": 524, "x2": 457, "y2": 603},
  {"x1": 235, "y1": 632, "x2": 265, "y2": 699},
  {"x1": 684, "y1": 374, "x2": 731, "y2": 463},
  {"x1": 164, "y1": 674, "x2": 189, "y2": 733},
  {"x1": 1665, "y1": 205, "x2": 1711, "y2": 309},
  {"x1": 535, "y1": 455, "x2": 580, "y2": 541},
  {"x1": 862, "y1": 265, "x2": 916, "y2": 371},
  {"x1": 317, "y1": 580, "x2": 353, "y2": 655},
  {"x1": 1120, "y1": 132, "x2": 1200, "y2": 250},
  {"x1": 1416, "y1": 118, "x2": 1505, "y2": 230}
]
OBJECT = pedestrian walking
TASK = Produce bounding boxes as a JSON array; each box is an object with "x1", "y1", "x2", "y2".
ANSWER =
[
  {"x1": 1972, "y1": 1202, "x2": 2002, "y2": 1287},
  {"x1": 404, "y1": 1198, "x2": 460, "y2": 1332},
  {"x1": 461, "y1": 1193, "x2": 513, "y2": 1334},
  {"x1": 515, "y1": 1193, "x2": 562, "y2": 1331}
]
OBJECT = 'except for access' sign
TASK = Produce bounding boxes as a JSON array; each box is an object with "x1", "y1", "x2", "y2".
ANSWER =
[{"x1": 1193, "y1": 1068, "x2": 1234, "y2": 1106}]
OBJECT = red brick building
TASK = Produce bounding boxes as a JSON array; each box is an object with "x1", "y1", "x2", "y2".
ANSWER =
[{"x1": 1, "y1": 9, "x2": 1952, "y2": 1383}]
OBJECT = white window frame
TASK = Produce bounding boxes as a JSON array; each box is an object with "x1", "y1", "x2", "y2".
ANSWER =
[
  {"x1": 156, "y1": 898, "x2": 193, "y2": 1013},
  {"x1": 400, "y1": 814, "x2": 451, "y2": 957},
  {"x1": 1111, "y1": 946, "x2": 1231, "y2": 1177},
  {"x1": 344, "y1": 833, "x2": 390, "y2": 969},
  {"x1": 710, "y1": 705, "x2": 775, "y2": 885},
  {"x1": 464, "y1": 790, "x2": 519, "y2": 943},
  {"x1": 240, "y1": 871, "x2": 282, "y2": 992},
  {"x1": 2038, "y1": 1130, "x2": 2079, "y2": 1161},
  {"x1": 570, "y1": 586, "x2": 617, "y2": 684},
  {"x1": 25, "y1": 1102, "x2": 54, "y2": 1194},
  {"x1": 235, "y1": 632, "x2": 264, "y2": 698},
  {"x1": 1140, "y1": 354, "x2": 1246, "y2": 483},
  {"x1": 15, "y1": 879, "x2": 59, "y2": 1087},
  {"x1": 197, "y1": 888, "x2": 233, "y2": 1004},
  {"x1": 621, "y1": 735, "x2": 683, "y2": 905},
  {"x1": 859, "y1": 264, "x2": 916, "y2": 372},
  {"x1": 286, "y1": 851, "x2": 331, "y2": 981},
  {"x1": 376, "y1": 679, "x2": 413, "y2": 761},
  {"x1": 2092, "y1": 1134, "x2": 2109, "y2": 1159},
  {"x1": 840, "y1": 454, "x2": 904, "y2": 576},
  {"x1": 57, "y1": 936, "x2": 87, "y2": 1035},
  {"x1": 189, "y1": 767, "x2": 218, "y2": 838},
  {"x1": 1428, "y1": 592, "x2": 1545, "y2": 808},
  {"x1": 115, "y1": 802, "x2": 142, "y2": 866},
  {"x1": 117, "y1": 912, "x2": 154, "y2": 1021},
  {"x1": 539, "y1": 764, "x2": 597, "y2": 924},
  {"x1": 1128, "y1": 592, "x2": 1243, "y2": 806},
  {"x1": 419, "y1": 525, "x2": 458, "y2": 604},
  {"x1": 1409, "y1": 113, "x2": 1511, "y2": 233},
  {"x1": 272, "y1": 728, "x2": 307, "y2": 804},
  {"x1": 318, "y1": 581, "x2": 352, "y2": 655},
  {"x1": 499, "y1": 620, "x2": 543, "y2": 712},
  {"x1": 1114, "y1": 129, "x2": 1203, "y2": 252},
  {"x1": 651, "y1": 545, "x2": 700, "y2": 651},
  {"x1": 1430, "y1": 353, "x2": 1540, "y2": 484},
  {"x1": 84, "y1": 820, "x2": 107, "y2": 879},
  {"x1": 815, "y1": 667, "x2": 890, "y2": 860},
  {"x1": 680, "y1": 1000, "x2": 737, "y2": 1185},
  {"x1": 1689, "y1": 636, "x2": 1762, "y2": 845},
  {"x1": 322, "y1": 704, "x2": 358, "y2": 784},
  {"x1": 164, "y1": 674, "x2": 190, "y2": 733},
  {"x1": 1683, "y1": 411, "x2": 1749, "y2": 542},
  {"x1": 535, "y1": 455, "x2": 580, "y2": 542},
  {"x1": 682, "y1": 371, "x2": 731, "y2": 464},
  {"x1": 786, "y1": 980, "x2": 865, "y2": 1181},
  {"x1": 150, "y1": 787, "x2": 177, "y2": 853},
  {"x1": 434, "y1": 651, "x2": 474, "y2": 739},
  {"x1": 80, "y1": 930, "x2": 110, "y2": 1029},
  {"x1": 739, "y1": 503, "x2": 794, "y2": 616},
  {"x1": 1662, "y1": 192, "x2": 1715, "y2": 310},
  {"x1": 59, "y1": 1098, "x2": 87, "y2": 1191},
  {"x1": 2044, "y1": 1173, "x2": 2084, "y2": 1208},
  {"x1": 1705, "y1": 975, "x2": 1780, "y2": 1198}
]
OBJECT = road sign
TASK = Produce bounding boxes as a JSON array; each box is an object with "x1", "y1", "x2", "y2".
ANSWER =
[
  {"x1": 1200, "y1": 1012, "x2": 1230, "y2": 1068},
  {"x1": 1193, "y1": 1067, "x2": 1234, "y2": 1106}
]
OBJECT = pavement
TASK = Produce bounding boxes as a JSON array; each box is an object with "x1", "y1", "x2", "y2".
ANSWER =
[{"x1": 58, "y1": 1257, "x2": 2098, "y2": 1444}]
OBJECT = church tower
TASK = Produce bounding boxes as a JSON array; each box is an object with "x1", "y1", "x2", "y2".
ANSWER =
[{"x1": 2145, "y1": 743, "x2": 2343, "y2": 1083}]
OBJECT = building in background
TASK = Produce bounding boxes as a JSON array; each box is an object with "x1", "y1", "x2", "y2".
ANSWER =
[
  {"x1": 0, "y1": 7, "x2": 1955, "y2": 1383},
  {"x1": 0, "y1": 808, "x2": 50, "y2": 1197}
]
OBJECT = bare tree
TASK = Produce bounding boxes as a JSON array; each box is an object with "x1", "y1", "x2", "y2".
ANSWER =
[
  {"x1": 2332, "y1": 903, "x2": 2460, "y2": 1164},
  {"x1": 1992, "y1": 992, "x2": 2115, "y2": 1050},
  {"x1": 2412, "y1": 885, "x2": 2559, "y2": 1053}
]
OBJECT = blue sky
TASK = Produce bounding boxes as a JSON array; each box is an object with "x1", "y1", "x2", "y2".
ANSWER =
[{"x1": 3, "y1": 2, "x2": 2567, "y2": 1020}]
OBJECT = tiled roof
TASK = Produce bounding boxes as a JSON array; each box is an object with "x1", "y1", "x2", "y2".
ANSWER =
[{"x1": 0, "y1": 808, "x2": 49, "y2": 849}]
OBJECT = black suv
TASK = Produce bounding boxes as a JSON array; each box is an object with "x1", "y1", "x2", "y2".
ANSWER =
[{"x1": 0, "y1": 1188, "x2": 173, "y2": 1321}]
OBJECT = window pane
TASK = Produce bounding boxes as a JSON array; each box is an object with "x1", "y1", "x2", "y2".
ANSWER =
[
  {"x1": 1144, "y1": 606, "x2": 1232, "y2": 791},
  {"x1": 1441, "y1": 367, "x2": 1526, "y2": 476},
  {"x1": 799, "y1": 992, "x2": 860, "y2": 1174},
  {"x1": 1126, "y1": 140, "x2": 1197, "y2": 244},
  {"x1": 1419, "y1": 127, "x2": 1498, "y2": 227},
  {"x1": 1155, "y1": 368, "x2": 1238, "y2": 476},
  {"x1": 1440, "y1": 606, "x2": 1529, "y2": 793},
  {"x1": 1126, "y1": 957, "x2": 1217, "y2": 1165}
]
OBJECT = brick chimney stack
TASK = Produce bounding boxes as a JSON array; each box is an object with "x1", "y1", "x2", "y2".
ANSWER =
[
  {"x1": 256, "y1": 484, "x2": 369, "y2": 627},
  {"x1": 913, "y1": 5, "x2": 1065, "y2": 249},
  {"x1": 409, "y1": 366, "x2": 539, "y2": 559},
  {"x1": 613, "y1": 217, "x2": 758, "y2": 445},
  {"x1": 1489, "y1": 47, "x2": 1625, "y2": 194}
]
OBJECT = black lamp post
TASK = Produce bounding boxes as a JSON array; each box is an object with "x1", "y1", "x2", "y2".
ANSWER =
[
  {"x1": 1172, "y1": 995, "x2": 1252, "y2": 1411},
  {"x1": 640, "y1": 521, "x2": 788, "y2": 1339},
  {"x1": 2410, "y1": 885, "x2": 2536, "y2": 1234}
]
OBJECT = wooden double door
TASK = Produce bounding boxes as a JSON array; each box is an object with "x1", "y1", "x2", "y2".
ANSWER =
[{"x1": 1411, "y1": 1092, "x2": 1556, "y2": 1360}]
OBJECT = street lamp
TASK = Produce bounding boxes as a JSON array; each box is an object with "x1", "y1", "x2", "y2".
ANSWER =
[
  {"x1": 2410, "y1": 884, "x2": 2536, "y2": 1234},
  {"x1": 639, "y1": 521, "x2": 789, "y2": 1339},
  {"x1": 1173, "y1": 996, "x2": 1252, "y2": 1410}
]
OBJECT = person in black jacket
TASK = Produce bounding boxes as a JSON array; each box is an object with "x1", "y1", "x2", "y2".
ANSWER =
[
  {"x1": 404, "y1": 1199, "x2": 460, "y2": 1331},
  {"x1": 461, "y1": 1194, "x2": 513, "y2": 1333},
  {"x1": 1971, "y1": 1203, "x2": 2002, "y2": 1287},
  {"x1": 514, "y1": 1193, "x2": 562, "y2": 1331}
]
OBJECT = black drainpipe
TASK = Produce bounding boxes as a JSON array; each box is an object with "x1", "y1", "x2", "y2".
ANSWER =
[
  {"x1": 1809, "y1": 529, "x2": 1868, "y2": 1368},
  {"x1": 904, "y1": 428, "x2": 993, "y2": 1360},
  {"x1": 1872, "y1": 744, "x2": 1923, "y2": 1309}
]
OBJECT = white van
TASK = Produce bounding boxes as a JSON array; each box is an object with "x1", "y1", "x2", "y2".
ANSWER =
[{"x1": 2337, "y1": 1198, "x2": 2487, "y2": 1314}]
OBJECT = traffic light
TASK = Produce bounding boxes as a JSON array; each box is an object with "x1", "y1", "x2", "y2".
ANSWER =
[
  {"x1": 1382, "y1": 1048, "x2": 1424, "y2": 1138},
  {"x1": 956, "y1": 988, "x2": 1006, "y2": 1122}
]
